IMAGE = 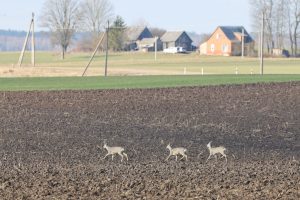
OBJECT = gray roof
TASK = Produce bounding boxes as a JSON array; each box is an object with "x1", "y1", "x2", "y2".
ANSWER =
[
  {"x1": 161, "y1": 31, "x2": 185, "y2": 42},
  {"x1": 139, "y1": 37, "x2": 156, "y2": 44},
  {"x1": 137, "y1": 38, "x2": 156, "y2": 48},
  {"x1": 219, "y1": 26, "x2": 254, "y2": 43},
  {"x1": 126, "y1": 27, "x2": 152, "y2": 41}
]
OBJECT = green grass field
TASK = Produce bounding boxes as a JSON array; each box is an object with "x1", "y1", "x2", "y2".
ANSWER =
[
  {"x1": 0, "y1": 75, "x2": 299, "y2": 91},
  {"x1": 0, "y1": 52, "x2": 299, "y2": 91},
  {"x1": 0, "y1": 51, "x2": 300, "y2": 75}
]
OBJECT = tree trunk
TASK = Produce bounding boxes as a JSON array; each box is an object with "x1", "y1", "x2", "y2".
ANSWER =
[
  {"x1": 294, "y1": 31, "x2": 298, "y2": 57},
  {"x1": 294, "y1": 22, "x2": 299, "y2": 57},
  {"x1": 289, "y1": 30, "x2": 294, "y2": 56},
  {"x1": 62, "y1": 47, "x2": 65, "y2": 60}
]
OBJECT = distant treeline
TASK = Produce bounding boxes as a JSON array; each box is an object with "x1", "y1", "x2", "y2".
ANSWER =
[
  {"x1": 0, "y1": 30, "x2": 90, "y2": 52},
  {"x1": 0, "y1": 30, "x2": 53, "y2": 51},
  {"x1": 0, "y1": 29, "x2": 203, "y2": 52}
]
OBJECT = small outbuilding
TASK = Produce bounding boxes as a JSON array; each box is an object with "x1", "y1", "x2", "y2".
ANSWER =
[{"x1": 272, "y1": 48, "x2": 290, "y2": 57}]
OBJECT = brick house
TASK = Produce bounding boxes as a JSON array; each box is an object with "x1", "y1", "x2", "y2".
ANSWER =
[{"x1": 200, "y1": 26, "x2": 255, "y2": 56}]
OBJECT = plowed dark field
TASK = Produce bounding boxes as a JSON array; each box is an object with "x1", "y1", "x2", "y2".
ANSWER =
[{"x1": 0, "y1": 82, "x2": 299, "y2": 199}]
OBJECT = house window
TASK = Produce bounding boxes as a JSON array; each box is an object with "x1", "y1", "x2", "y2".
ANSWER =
[
  {"x1": 222, "y1": 44, "x2": 228, "y2": 53},
  {"x1": 210, "y1": 44, "x2": 215, "y2": 52},
  {"x1": 216, "y1": 34, "x2": 220, "y2": 40}
]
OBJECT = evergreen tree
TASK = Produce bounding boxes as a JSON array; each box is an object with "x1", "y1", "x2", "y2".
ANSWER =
[{"x1": 109, "y1": 16, "x2": 126, "y2": 51}]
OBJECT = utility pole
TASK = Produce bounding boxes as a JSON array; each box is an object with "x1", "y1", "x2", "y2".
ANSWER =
[
  {"x1": 31, "y1": 13, "x2": 35, "y2": 67},
  {"x1": 104, "y1": 21, "x2": 109, "y2": 77},
  {"x1": 260, "y1": 12, "x2": 265, "y2": 75},
  {"x1": 82, "y1": 32, "x2": 106, "y2": 76},
  {"x1": 155, "y1": 36, "x2": 158, "y2": 61},
  {"x1": 18, "y1": 13, "x2": 35, "y2": 67},
  {"x1": 242, "y1": 27, "x2": 245, "y2": 58}
]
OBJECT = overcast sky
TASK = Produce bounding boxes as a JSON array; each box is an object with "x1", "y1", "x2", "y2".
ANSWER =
[{"x1": 0, "y1": 0, "x2": 251, "y2": 33}]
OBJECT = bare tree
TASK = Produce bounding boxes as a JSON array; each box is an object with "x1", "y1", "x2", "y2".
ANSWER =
[
  {"x1": 198, "y1": 33, "x2": 211, "y2": 45},
  {"x1": 81, "y1": 0, "x2": 114, "y2": 33},
  {"x1": 149, "y1": 27, "x2": 166, "y2": 38},
  {"x1": 250, "y1": 0, "x2": 300, "y2": 56},
  {"x1": 265, "y1": 0, "x2": 275, "y2": 53},
  {"x1": 131, "y1": 18, "x2": 150, "y2": 28},
  {"x1": 78, "y1": 0, "x2": 114, "y2": 52},
  {"x1": 287, "y1": 0, "x2": 300, "y2": 56},
  {"x1": 41, "y1": 0, "x2": 82, "y2": 59},
  {"x1": 249, "y1": 0, "x2": 275, "y2": 54},
  {"x1": 274, "y1": 0, "x2": 288, "y2": 49}
]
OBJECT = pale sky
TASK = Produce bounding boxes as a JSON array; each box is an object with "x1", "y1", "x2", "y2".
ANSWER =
[{"x1": 0, "y1": 0, "x2": 251, "y2": 33}]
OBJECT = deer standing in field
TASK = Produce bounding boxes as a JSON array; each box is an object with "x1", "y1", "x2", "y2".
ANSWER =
[
  {"x1": 165, "y1": 144, "x2": 188, "y2": 161},
  {"x1": 206, "y1": 141, "x2": 227, "y2": 163},
  {"x1": 101, "y1": 143, "x2": 128, "y2": 162}
]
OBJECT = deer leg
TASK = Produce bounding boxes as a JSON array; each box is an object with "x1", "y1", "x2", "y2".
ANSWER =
[
  {"x1": 102, "y1": 154, "x2": 109, "y2": 160},
  {"x1": 123, "y1": 152, "x2": 128, "y2": 161},
  {"x1": 223, "y1": 154, "x2": 227, "y2": 163},
  {"x1": 220, "y1": 153, "x2": 227, "y2": 163},
  {"x1": 206, "y1": 154, "x2": 211, "y2": 163},
  {"x1": 118, "y1": 152, "x2": 124, "y2": 162},
  {"x1": 165, "y1": 155, "x2": 171, "y2": 161},
  {"x1": 180, "y1": 154, "x2": 187, "y2": 161},
  {"x1": 112, "y1": 154, "x2": 114, "y2": 161}
]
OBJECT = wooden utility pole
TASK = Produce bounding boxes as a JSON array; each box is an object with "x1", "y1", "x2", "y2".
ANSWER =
[
  {"x1": 31, "y1": 13, "x2": 35, "y2": 67},
  {"x1": 260, "y1": 12, "x2": 265, "y2": 75},
  {"x1": 104, "y1": 21, "x2": 109, "y2": 77},
  {"x1": 82, "y1": 21, "x2": 111, "y2": 77},
  {"x1": 155, "y1": 36, "x2": 158, "y2": 61},
  {"x1": 242, "y1": 28, "x2": 245, "y2": 58},
  {"x1": 18, "y1": 26, "x2": 31, "y2": 67},
  {"x1": 82, "y1": 32, "x2": 106, "y2": 76},
  {"x1": 18, "y1": 13, "x2": 35, "y2": 67}
]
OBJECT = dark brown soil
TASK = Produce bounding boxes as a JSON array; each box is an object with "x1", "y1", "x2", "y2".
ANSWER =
[{"x1": 0, "y1": 82, "x2": 299, "y2": 199}]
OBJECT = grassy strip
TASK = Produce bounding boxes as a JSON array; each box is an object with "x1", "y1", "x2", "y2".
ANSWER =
[
  {"x1": 0, "y1": 75, "x2": 299, "y2": 91},
  {"x1": 1, "y1": 52, "x2": 300, "y2": 75}
]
